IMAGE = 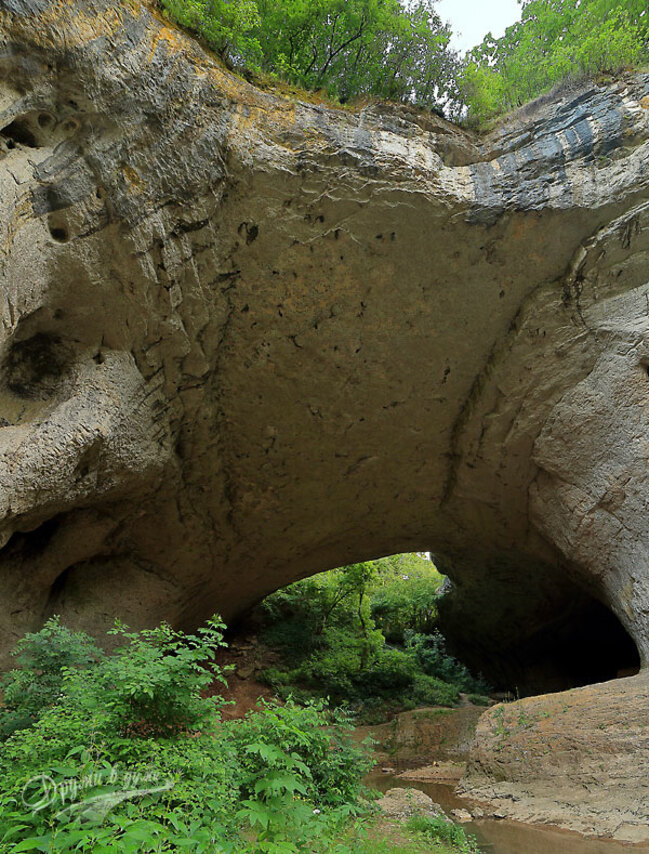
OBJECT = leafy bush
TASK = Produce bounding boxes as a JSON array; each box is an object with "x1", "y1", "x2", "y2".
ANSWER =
[
  {"x1": 370, "y1": 576, "x2": 441, "y2": 641},
  {"x1": 411, "y1": 674, "x2": 460, "y2": 707},
  {"x1": 67, "y1": 618, "x2": 230, "y2": 738},
  {"x1": 406, "y1": 631, "x2": 489, "y2": 695},
  {"x1": 159, "y1": 0, "x2": 262, "y2": 66},
  {"x1": 0, "y1": 618, "x2": 375, "y2": 853},
  {"x1": 467, "y1": 693, "x2": 492, "y2": 707},
  {"x1": 408, "y1": 815, "x2": 480, "y2": 853},
  {"x1": 0, "y1": 616, "x2": 102, "y2": 739},
  {"x1": 355, "y1": 647, "x2": 417, "y2": 696},
  {"x1": 229, "y1": 698, "x2": 373, "y2": 807}
]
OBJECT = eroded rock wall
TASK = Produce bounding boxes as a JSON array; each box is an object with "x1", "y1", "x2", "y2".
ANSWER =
[
  {"x1": 0, "y1": 0, "x2": 648, "y2": 697},
  {"x1": 459, "y1": 673, "x2": 649, "y2": 842}
]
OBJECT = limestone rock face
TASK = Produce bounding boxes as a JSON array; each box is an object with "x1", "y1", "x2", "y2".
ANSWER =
[
  {"x1": 1, "y1": 0, "x2": 649, "y2": 673},
  {"x1": 2, "y1": 0, "x2": 649, "y2": 835},
  {"x1": 459, "y1": 673, "x2": 649, "y2": 842}
]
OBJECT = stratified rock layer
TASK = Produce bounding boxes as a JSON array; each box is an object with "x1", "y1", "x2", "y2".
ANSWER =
[
  {"x1": 1, "y1": 0, "x2": 649, "y2": 836},
  {"x1": 460, "y1": 673, "x2": 649, "y2": 843}
]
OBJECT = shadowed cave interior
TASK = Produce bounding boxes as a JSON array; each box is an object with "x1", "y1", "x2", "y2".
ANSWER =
[{"x1": 439, "y1": 582, "x2": 641, "y2": 697}]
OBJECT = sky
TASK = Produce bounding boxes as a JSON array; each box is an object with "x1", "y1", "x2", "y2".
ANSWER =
[{"x1": 436, "y1": 0, "x2": 523, "y2": 53}]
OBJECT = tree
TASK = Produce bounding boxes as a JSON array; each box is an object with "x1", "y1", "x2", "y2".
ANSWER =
[
  {"x1": 460, "y1": 0, "x2": 649, "y2": 123},
  {"x1": 161, "y1": 0, "x2": 459, "y2": 109}
]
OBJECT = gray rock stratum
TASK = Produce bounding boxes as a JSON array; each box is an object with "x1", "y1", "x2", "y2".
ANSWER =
[{"x1": 1, "y1": 0, "x2": 649, "y2": 836}]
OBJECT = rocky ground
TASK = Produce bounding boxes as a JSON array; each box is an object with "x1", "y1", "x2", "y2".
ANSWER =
[{"x1": 460, "y1": 673, "x2": 649, "y2": 843}]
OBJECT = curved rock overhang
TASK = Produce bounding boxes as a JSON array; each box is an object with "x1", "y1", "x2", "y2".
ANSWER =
[{"x1": 0, "y1": 0, "x2": 649, "y2": 699}]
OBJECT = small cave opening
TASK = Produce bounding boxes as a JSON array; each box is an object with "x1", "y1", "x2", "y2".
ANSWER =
[
  {"x1": 0, "y1": 117, "x2": 38, "y2": 148},
  {"x1": 45, "y1": 566, "x2": 73, "y2": 612},
  {"x1": 3, "y1": 331, "x2": 74, "y2": 399},
  {"x1": 1, "y1": 515, "x2": 62, "y2": 560},
  {"x1": 47, "y1": 213, "x2": 71, "y2": 243},
  {"x1": 500, "y1": 594, "x2": 641, "y2": 696}
]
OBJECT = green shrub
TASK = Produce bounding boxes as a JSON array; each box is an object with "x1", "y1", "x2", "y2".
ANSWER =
[
  {"x1": 408, "y1": 814, "x2": 480, "y2": 853},
  {"x1": 411, "y1": 674, "x2": 460, "y2": 708},
  {"x1": 229, "y1": 698, "x2": 373, "y2": 808},
  {"x1": 371, "y1": 576, "x2": 441, "y2": 641},
  {"x1": 406, "y1": 631, "x2": 489, "y2": 695},
  {"x1": 0, "y1": 728, "x2": 243, "y2": 852},
  {"x1": 0, "y1": 618, "x2": 239, "y2": 852},
  {"x1": 467, "y1": 694, "x2": 492, "y2": 707},
  {"x1": 0, "y1": 619, "x2": 375, "y2": 853},
  {"x1": 355, "y1": 647, "x2": 417, "y2": 696},
  {"x1": 67, "y1": 617, "x2": 230, "y2": 738},
  {"x1": 0, "y1": 616, "x2": 102, "y2": 739}
]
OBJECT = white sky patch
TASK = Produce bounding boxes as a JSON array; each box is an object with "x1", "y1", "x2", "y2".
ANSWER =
[{"x1": 436, "y1": 0, "x2": 523, "y2": 53}]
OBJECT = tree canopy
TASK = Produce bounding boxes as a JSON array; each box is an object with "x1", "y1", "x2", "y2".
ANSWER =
[
  {"x1": 160, "y1": 0, "x2": 458, "y2": 106},
  {"x1": 158, "y1": 0, "x2": 649, "y2": 122},
  {"x1": 461, "y1": 0, "x2": 649, "y2": 122}
]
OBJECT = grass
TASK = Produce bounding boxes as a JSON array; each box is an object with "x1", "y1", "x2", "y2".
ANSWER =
[{"x1": 343, "y1": 816, "x2": 479, "y2": 854}]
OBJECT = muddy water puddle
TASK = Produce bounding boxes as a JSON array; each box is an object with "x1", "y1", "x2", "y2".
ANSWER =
[{"x1": 367, "y1": 773, "x2": 649, "y2": 854}]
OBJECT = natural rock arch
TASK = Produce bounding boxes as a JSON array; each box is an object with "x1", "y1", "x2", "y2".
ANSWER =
[
  {"x1": 2, "y1": 0, "x2": 649, "y2": 837},
  {"x1": 1, "y1": 0, "x2": 649, "y2": 673}
]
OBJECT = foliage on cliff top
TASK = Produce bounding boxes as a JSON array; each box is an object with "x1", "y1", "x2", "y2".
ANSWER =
[
  {"x1": 156, "y1": 0, "x2": 649, "y2": 123},
  {"x1": 157, "y1": 0, "x2": 459, "y2": 109},
  {"x1": 461, "y1": 0, "x2": 649, "y2": 124}
]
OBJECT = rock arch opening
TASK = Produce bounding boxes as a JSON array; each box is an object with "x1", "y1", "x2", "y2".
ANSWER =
[{"x1": 235, "y1": 552, "x2": 641, "y2": 705}]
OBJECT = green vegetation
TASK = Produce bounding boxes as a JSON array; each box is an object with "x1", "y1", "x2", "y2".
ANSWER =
[
  {"x1": 0, "y1": 616, "x2": 476, "y2": 853},
  {"x1": 156, "y1": 0, "x2": 649, "y2": 122},
  {"x1": 0, "y1": 616, "x2": 102, "y2": 739},
  {"x1": 462, "y1": 0, "x2": 649, "y2": 124},
  {"x1": 257, "y1": 554, "x2": 489, "y2": 721},
  {"x1": 407, "y1": 815, "x2": 479, "y2": 854},
  {"x1": 157, "y1": 0, "x2": 458, "y2": 107}
]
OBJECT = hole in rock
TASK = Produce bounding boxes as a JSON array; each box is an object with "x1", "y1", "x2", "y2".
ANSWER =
[
  {"x1": 503, "y1": 594, "x2": 641, "y2": 694},
  {"x1": 216, "y1": 552, "x2": 642, "y2": 714},
  {"x1": 74, "y1": 439, "x2": 103, "y2": 481},
  {"x1": 46, "y1": 566, "x2": 72, "y2": 609},
  {"x1": 50, "y1": 227, "x2": 69, "y2": 242},
  {"x1": 48, "y1": 221, "x2": 70, "y2": 243},
  {"x1": 217, "y1": 553, "x2": 495, "y2": 718},
  {"x1": 2, "y1": 515, "x2": 62, "y2": 560},
  {"x1": 4, "y1": 332, "x2": 74, "y2": 399},
  {"x1": 62, "y1": 118, "x2": 80, "y2": 135},
  {"x1": 0, "y1": 117, "x2": 38, "y2": 148}
]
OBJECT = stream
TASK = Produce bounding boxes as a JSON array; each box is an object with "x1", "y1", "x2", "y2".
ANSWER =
[{"x1": 366, "y1": 772, "x2": 649, "y2": 854}]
